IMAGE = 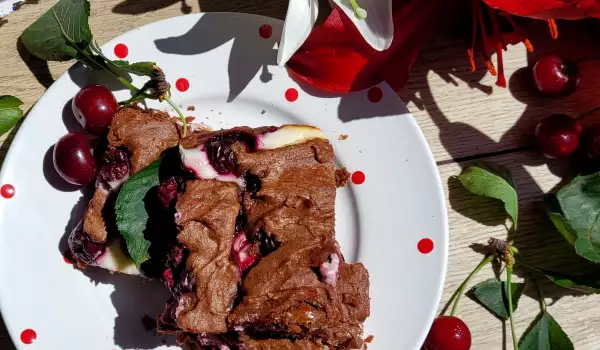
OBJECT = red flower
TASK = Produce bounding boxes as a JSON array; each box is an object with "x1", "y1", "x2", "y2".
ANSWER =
[
  {"x1": 287, "y1": 0, "x2": 447, "y2": 93},
  {"x1": 482, "y1": 0, "x2": 600, "y2": 19}
]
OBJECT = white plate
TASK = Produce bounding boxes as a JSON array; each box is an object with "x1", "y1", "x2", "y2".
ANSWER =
[{"x1": 0, "y1": 12, "x2": 447, "y2": 350}]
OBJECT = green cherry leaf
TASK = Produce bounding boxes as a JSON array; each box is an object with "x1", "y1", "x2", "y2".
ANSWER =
[
  {"x1": 467, "y1": 279, "x2": 525, "y2": 320},
  {"x1": 115, "y1": 158, "x2": 162, "y2": 267},
  {"x1": 519, "y1": 311, "x2": 574, "y2": 350},
  {"x1": 556, "y1": 173, "x2": 600, "y2": 263},
  {"x1": 0, "y1": 96, "x2": 24, "y2": 136},
  {"x1": 109, "y1": 60, "x2": 156, "y2": 77},
  {"x1": 21, "y1": 0, "x2": 92, "y2": 61},
  {"x1": 543, "y1": 270, "x2": 600, "y2": 294},
  {"x1": 457, "y1": 162, "x2": 518, "y2": 228}
]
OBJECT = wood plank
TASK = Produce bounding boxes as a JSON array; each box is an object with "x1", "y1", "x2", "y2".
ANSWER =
[{"x1": 438, "y1": 150, "x2": 600, "y2": 349}]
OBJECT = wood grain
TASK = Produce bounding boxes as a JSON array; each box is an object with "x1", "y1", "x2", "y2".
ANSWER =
[{"x1": 1, "y1": 1, "x2": 600, "y2": 349}]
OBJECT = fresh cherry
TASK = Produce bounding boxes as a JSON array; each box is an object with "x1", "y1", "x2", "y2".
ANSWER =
[
  {"x1": 534, "y1": 114, "x2": 582, "y2": 158},
  {"x1": 53, "y1": 132, "x2": 97, "y2": 185},
  {"x1": 533, "y1": 55, "x2": 580, "y2": 97},
  {"x1": 423, "y1": 316, "x2": 471, "y2": 350},
  {"x1": 72, "y1": 84, "x2": 118, "y2": 135}
]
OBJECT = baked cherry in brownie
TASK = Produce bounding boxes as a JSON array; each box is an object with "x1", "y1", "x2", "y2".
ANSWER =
[
  {"x1": 98, "y1": 147, "x2": 129, "y2": 184},
  {"x1": 205, "y1": 131, "x2": 256, "y2": 175},
  {"x1": 68, "y1": 221, "x2": 105, "y2": 264}
]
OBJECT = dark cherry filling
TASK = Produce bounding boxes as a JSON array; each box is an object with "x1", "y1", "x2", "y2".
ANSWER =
[
  {"x1": 244, "y1": 171, "x2": 262, "y2": 198},
  {"x1": 68, "y1": 221, "x2": 105, "y2": 264},
  {"x1": 157, "y1": 176, "x2": 186, "y2": 208},
  {"x1": 162, "y1": 245, "x2": 191, "y2": 293},
  {"x1": 204, "y1": 131, "x2": 255, "y2": 175},
  {"x1": 97, "y1": 146, "x2": 130, "y2": 185},
  {"x1": 157, "y1": 297, "x2": 179, "y2": 332},
  {"x1": 253, "y1": 229, "x2": 280, "y2": 257}
]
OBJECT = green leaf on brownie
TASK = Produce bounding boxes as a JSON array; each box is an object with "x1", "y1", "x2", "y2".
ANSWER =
[
  {"x1": 0, "y1": 96, "x2": 24, "y2": 137},
  {"x1": 467, "y1": 279, "x2": 525, "y2": 320},
  {"x1": 519, "y1": 311, "x2": 574, "y2": 350},
  {"x1": 115, "y1": 158, "x2": 162, "y2": 267},
  {"x1": 457, "y1": 162, "x2": 519, "y2": 229},
  {"x1": 110, "y1": 60, "x2": 156, "y2": 77},
  {"x1": 555, "y1": 173, "x2": 600, "y2": 263},
  {"x1": 21, "y1": 0, "x2": 92, "y2": 61}
]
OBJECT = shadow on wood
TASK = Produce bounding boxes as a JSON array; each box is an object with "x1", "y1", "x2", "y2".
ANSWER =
[
  {"x1": 113, "y1": 0, "x2": 192, "y2": 15},
  {"x1": 16, "y1": 38, "x2": 54, "y2": 89}
]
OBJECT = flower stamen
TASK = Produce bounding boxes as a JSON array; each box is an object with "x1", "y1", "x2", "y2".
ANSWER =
[
  {"x1": 349, "y1": 0, "x2": 367, "y2": 19},
  {"x1": 488, "y1": 6, "x2": 506, "y2": 87},
  {"x1": 474, "y1": 0, "x2": 497, "y2": 76},
  {"x1": 547, "y1": 19, "x2": 558, "y2": 39}
]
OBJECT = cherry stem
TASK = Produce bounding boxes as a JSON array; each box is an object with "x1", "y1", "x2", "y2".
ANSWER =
[
  {"x1": 448, "y1": 254, "x2": 494, "y2": 316},
  {"x1": 164, "y1": 95, "x2": 188, "y2": 137},
  {"x1": 534, "y1": 279, "x2": 547, "y2": 313},
  {"x1": 506, "y1": 265, "x2": 519, "y2": 350}
]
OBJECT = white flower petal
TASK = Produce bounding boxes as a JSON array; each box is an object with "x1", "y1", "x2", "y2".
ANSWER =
[
  {"x1": 332, "y1": 0, "x2": 393, "y2": 51},
  {"x1": 277, "y1": 0, "x2": 319, "y2": 66}
]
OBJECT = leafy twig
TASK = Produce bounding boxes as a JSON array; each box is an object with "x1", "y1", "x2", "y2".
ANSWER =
[
  {"x1": 534, "y1": 279, "x2": 547, "y2": 313},
  {"x1": 448, "y1": 254, "x2": 494, "y2": 316}
]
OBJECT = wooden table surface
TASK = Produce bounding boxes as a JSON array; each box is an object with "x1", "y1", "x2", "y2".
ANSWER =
[{"x1": 2, "y1": 1, "x2": 600, "y2": 349}]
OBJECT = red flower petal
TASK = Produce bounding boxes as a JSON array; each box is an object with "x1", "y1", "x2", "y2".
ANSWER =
[
  {"x1": 287, "y1": 0, "x2": 447, "y2": 93},
  {"x1": 482, "y1": 0, "x2": 600, "y2": 19}
]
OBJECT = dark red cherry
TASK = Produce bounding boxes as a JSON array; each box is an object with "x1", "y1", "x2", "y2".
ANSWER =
[
  {"x1": 53, "y1": 132, "x2": 97, "y2": 185},
  {"x1": 533, "y1": 55, "x2": 580, "y2": 97},
  {"x1": 423, "y1": 316, "x2": 471, "y2": 350},
  {"x1": 535, "y1": 114, "x2": 582, "y2": 158},
  {"x1": 72, "y1": 84, "x2": 118, "y2": 135}
]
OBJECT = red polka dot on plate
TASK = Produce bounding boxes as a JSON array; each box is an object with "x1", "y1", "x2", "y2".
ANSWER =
[
  {"x1": 20, "y1": 329, "x2": 36, "y2": 344},
  {"x1": 114, "y1": 43, "x2": 129, "y2": 59},
  {"x1": 285, "y1": 88, "x2": 298, "y2": 102},
  {"x1": 1, "y1": 184, "x2": 15, "y2": 198},
  {"x1": 418, "y1": 238, "x2": 434, "y2": 254},
  {"x1": 175, "y1": 78, "x2": 190, "y2": 92},
  {"x1": 259, "y1": 24, "x2": 272, "y2": 39},
  {"x1": 351, "y1": 171, "x2": 365, "y2": 185},
  {"x1": 367, "y1": 87, "x2": 383, "y2": 103}
]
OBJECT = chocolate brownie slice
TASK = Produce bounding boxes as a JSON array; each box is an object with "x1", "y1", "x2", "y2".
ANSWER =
[
  {"x1": 68, "y1": 106, "x2": 180, "y2": 272},
  {"x1": 227, "y1": 135, "x2": 370, "y2": 349},
  {"x1": 157, "y1": 125, "x2": 369, "y2": 349}
]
